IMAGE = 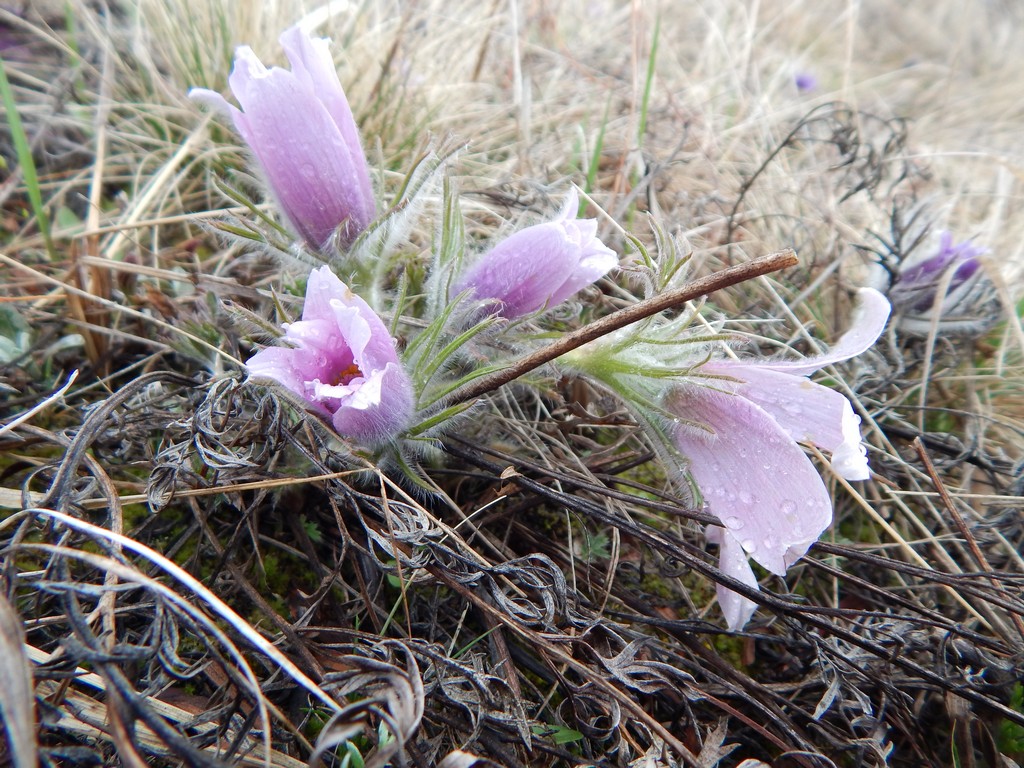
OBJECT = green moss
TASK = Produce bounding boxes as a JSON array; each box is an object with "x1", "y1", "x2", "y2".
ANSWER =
[
  {"x1": 999, "y1": 684, "x2": 1024, "y2": 758},
  {"x1": 639, "y1": 570, "x2": 677, "y2": 601},
  {"x1": 709, "y1": 631, "x2": 748, "y2": 667}
]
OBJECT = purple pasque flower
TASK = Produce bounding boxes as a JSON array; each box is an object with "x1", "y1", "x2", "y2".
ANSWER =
[
  {"x1": 666, "y1": 288, "x2": 891, "y2": 629},
  {"x1": 191, "y1": 26, "x2": 375, "y2": 251},
  {"x1": 247, "y1": 266, "x2": 413, "y2": 444},
  {"x1": 889, "y1": 230, "x2": 987, "y2": 314},
  {"x1": 453, "y1": 189, "x2": 617, "y2": 319}
]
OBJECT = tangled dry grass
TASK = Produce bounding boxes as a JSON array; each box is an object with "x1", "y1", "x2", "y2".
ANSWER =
[{"x1": 2, "y1": 1, "x2": 1023, "y2": 766}]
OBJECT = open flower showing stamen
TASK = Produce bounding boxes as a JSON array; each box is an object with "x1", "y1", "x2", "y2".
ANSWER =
[
  {"x1": 190, "y1": 26, "x2": 375, "y2": 251},
  {"x1": 247, "y1": 266, "x2": 413, "y2": 444},
  {"x1": 453, "y1": 189, "x2": 617, "y2": 319},
  {"x1": 666, "y1": 287, "x2": 891, "y2": 629}
]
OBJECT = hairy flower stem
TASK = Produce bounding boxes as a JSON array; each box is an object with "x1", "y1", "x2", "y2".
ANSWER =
[{"x1": 446, "y1": 248, "x2": 798, "y2": 405}]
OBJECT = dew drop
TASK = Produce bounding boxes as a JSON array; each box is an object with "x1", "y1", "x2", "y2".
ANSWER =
[
  {"x1": 741, "y1": 538, "x2": 757, "y2": 554},
  {"x1": 738, "y1": 490, "x2": 754, "y2": 505},
  {"x1": 724, "y1": 515, "x2": 743, "y2": 530},
  {"x1": 781, "y1": 499, "x2": 798, "y2": 523}
]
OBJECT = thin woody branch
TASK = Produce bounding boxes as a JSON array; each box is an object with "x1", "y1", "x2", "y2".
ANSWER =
[{"x1": 444, "y1": 248, "x2": 798, "y2": 405}]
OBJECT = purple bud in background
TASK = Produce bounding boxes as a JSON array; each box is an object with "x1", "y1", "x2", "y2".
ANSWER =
[
  {"x1": 453, "y1": 189, "x2": 617, "y2": 319},
  {"x1": 247, "y1": 266, "x2": 413, "y2": 444},
  {"x1": 191, "y1": 26, "x2": 376, "y2": 251},
  {"x1": 794, "y1": 71, "x2": 818, "y2": 92}
]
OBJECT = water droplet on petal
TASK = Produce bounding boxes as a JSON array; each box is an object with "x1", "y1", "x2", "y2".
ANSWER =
[
  {"x1": 724, "y1": 515, "x2": 743, "y2": 530},
  {"x1": 781, "y1": 499, "x2": 798, "y2": 524},
  {"x1": 741, "y1": 538, "x2": 757, "y2": 554}
]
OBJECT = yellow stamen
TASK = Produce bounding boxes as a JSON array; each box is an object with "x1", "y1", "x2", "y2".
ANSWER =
[{"x1": 330, "y1": 362, "x2": 363, "y2": 386}]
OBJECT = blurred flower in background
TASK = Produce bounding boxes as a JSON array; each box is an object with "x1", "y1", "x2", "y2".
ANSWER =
[
  {"x1": 887, "y1": 230, "x2": 992, "y2": 333},
  {"x1": 794, "y1": 71, "x2": 819, "y2": 92}
]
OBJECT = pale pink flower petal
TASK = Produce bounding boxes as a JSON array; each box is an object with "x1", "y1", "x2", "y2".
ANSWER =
[
  {"x1": 700, "y1": 287, "x2": 889, "y2": 482},
  {"x1": 454, "y1": 189, "x2": 617, "y2": 318},
  {"x1": 279, "y1": 27, "x2": 368, "y2": 190},
  {"x1": 246, "y1": 345, "x2": 329, "y2": 414},
  {"x1": 707, "y1": 526, "x2": 760, "y2": 631},
  {"x1": 757, "y1": 287, "x2": 891, "y2": 375},
  {"x1": 667, "y1": 386, "x2": 834, "y2": 577},
  {"x1": 329, "y1": 362, "x2": 414, "y2": 440},
  {"x1": 456, "y1": 222, "x2": 580, "y2": 315},
  {"x1": 246, "y1": 266, "x2": 412, "y2": 444},
  {"x1": 702, "y1": 363, "x2": 870, "y2": 481}
]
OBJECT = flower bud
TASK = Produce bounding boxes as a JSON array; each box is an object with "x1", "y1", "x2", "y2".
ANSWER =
[
  {"x1": 191, "y1": 26, "x2": 375, "y2": 251},
  {"x1": 454, "y1": 189, "x2": 617, "y2": 318}
]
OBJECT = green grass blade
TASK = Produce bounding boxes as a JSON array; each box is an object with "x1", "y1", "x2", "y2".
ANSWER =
[
  {"x1": 638, "y1": 17, "x2": 660, "y2": 145},
  {"x1": 0, "y1": 55, "x2": 55, "y2": 259}
]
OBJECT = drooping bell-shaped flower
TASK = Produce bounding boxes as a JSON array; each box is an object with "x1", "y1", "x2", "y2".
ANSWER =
[
  {"x1": 191, "y1": 26, "x2": 375, "y2": 251},
  {"x1": 247, "y1": 266, "x2": 413, "y2": 444},
  {"x1": 453, "y1": 189, "x2": 617, "y2": 319},
  {"x1": 666, "y1": 287, "x2": 891, "y2": 629}
]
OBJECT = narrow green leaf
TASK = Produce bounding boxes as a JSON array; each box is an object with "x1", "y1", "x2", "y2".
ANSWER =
[
  {"x1": 404, "y1": 401, "x2": 476, "y2": 436},
  {"x1": 0, "y1": 55, "x2": 55, "y2": 259}
]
